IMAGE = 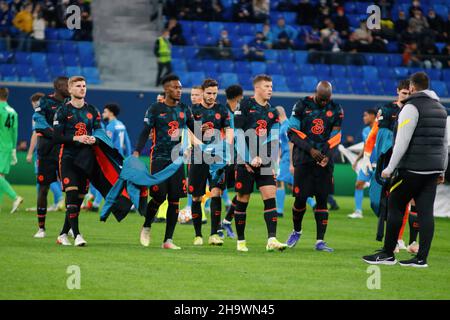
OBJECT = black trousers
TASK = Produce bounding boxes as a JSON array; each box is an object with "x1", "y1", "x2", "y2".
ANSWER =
[
  {"x1": 384, "y1": 170, "x2": 440, "y2": 260},
  {"x1": 156, "y1": 62, "x2": 172, "y2": 86}
]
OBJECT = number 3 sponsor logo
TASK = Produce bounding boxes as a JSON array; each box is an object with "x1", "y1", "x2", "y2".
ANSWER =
[{"x1": 311, "y1": 119, "x2": 324, "y2": 135}]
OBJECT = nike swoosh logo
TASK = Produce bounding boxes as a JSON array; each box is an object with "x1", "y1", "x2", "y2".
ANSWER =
[
  {"x1": 160, "y1": 113, "x2": 167, "y2": 116},
  {"x1": 67, "y1": 116, "x2": 73, "y2": 119},
  {"x1": 249, "y1": 110, "x2": 256, "y2": 113}
]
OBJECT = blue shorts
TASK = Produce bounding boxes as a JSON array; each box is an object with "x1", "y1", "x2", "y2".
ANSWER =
[
  {"x1": 357, "y1": 169, "x2": 372, "y2": 183},
  {"x1": 277, "y1": 161, "x2": 293, "y2": 185}
]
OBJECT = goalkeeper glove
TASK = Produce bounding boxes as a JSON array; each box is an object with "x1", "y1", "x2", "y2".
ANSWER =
[
  {"x1": 360, "y1": 152, "x2": 373, "y2": 175},
  {"x1": 11, "y1": 149, "x2": 17, "y2": 165}
]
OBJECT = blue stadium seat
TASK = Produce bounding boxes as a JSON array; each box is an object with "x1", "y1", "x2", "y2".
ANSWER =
[
  {"x1": 266, "y1": 62, "x2": 283, "y2": 75},
  {"x1": 62, "y1": 41, "x2": 78, "y2": 54},
  {"x1": 278, "y1": 50, "x2": 295, "y2": 63},
  {"x1": 330, "y1": 65, "x2": 347, "y2": 77},
  {"x1": 250, "y1": 61, "x2": 266, "y2": 75},
  {"x1": 282, "y1": 62, "x2": 301, "y2": 75},
  {"x1": 219, "y1": 72, "x2": 239, "y2": 88},
  {"x1": 35, "y1": 71, "x2": 52, "y2": 83},
  {"x1": 58, "y1": 29, "x2": 74, "y2": 41},
  {"x1": 31, "y1": 53, "x2": 47, "y2": 68},
  {"x1": 394, "y1": 67, "x2": 409, "y2": 79},
  {"x1": 299, "y1": 64, "x2": 315, "y2": 75},
  {"x1": 427, "y1": 69, "x2": 442, "y2": 81},
  {"x1": 172, "y1": 46, "x2": 185, "y2": 59},
  {"x1": 47, "y1": 42, "x2": 62, "y2": 53},
  {"x1": 235, "y1": 61, "x2": 252, "y2": 74},
  {"x1": 15, "y1": 64, "x2": 33, "y2": 77},
  {"x1": 442, "y1": 69, "x2": 450, "y2": 82},
  {"x1": 208, "y1": 22, "x2": 224, "y2": 38},
  {"x1": 332, "y1": 79, "x2": 352, "y2": 94},
  {"x1": 231, "y1": 37, "x2": 246, "y2": 48},
  {"x1": 433, "y1": 4, "x2": 449, "y2": 19},
  {"x1": 197, "y1": 36, "x2": 215, "y2": 47},
  {"x1": 301, "y1": 76, "x2": 318, "y2": 92},
  {"x1": 388, "y1": 54, "x2": 403, "y2": 67},
  {"x1": 0, "y1": 64, "x2": 17, "y2": 77},
  {"x1": 79, "y1": 54, "x2": 96, "y2": 67},
  {"x1": 363, "y1": 54, "x2": 375, "y2": 65},
  {"x1": 272, "y1": 75, "x2": 289, "y2": 92},
  {"x1": 431, "y1": 81, "x2": 448, "y2": 97},
  {"x1": 49, "y1": 65, "x2": 66, "y2": 78},
  {"x1": 177, "y1": 71, "x2": 190, "y2": 86},
  {"x1": 66, "y1": 66, "x2": 82, "y2": 76},
  {"x1": 183, "y1": 47, "x2": 199, "y2": 60},
  {"x1": 314, "y1": 64, "x2": 331, "y2": 78},
  {"x1": 346, "y1": 66, "x2": 363, "y2": 78},
  {"x1": 294, "y1": 51, "x2": 308, "y2": 64},
  {"x1": 2, "y1": 76, "x2": 19, "y2": 82},
  {"x1": 192, "y1": 21, "x2": 209, "y2": 35},
  {"x1": 188, "y1": 60, "x2": 204, "y2": 72},
  {"x1": 20, "y1": 76, "x2": 36, "y2": 83},
  {"x1": 282, "y1": 12, "x2": 296, "y2": 25},
  {"x1": 350, "y1": 79, "x2": 369, "y2": 95},
  {"x1": 218, "y1": 61, "x2": 235, "y2": 73},
  {"x1": 0, "y1": 51, "x2": 14, "y2": 64},
  {"x1": 185, "y1": 35, "x2": 198, "y2": 46},
  {"x1": 45, "y1": 28, "x2": 58, "y2": 40},
  {"x1": 171, "y1": 58, "x2": 187, "y2": 72},
  {"x1": 382, "y1": 80, "x2": 398, "y2": 95},
  {"x1": 179, "y1": 20, "x2": 192, "y2": 34},
  {"x1": 63, "y1": 53, "x2": 80, "y2": 67},
  {"x1": 386, "y1": 41, "x2": 399, "y2": 53},
  {"x1": 189, "y1": 71, "x2": 206, "y2": 86},
  {"x1": 369, "y1": 82, "x2": 386, "y2": 96},
  {"x1": 238, "y1": 73, "x2": 253, "y2": 90},
  {"x1": 377, "y1": 66, "x2": 396, "y2": 79},
  {"x1": 77, "y1": 41, "x2": 94, "y2": 54},
  {"x1": 264, "y1": 50, "x2": 278, "y2": 62},
  {"x1": 287, "y1": 76, "x2": 303, "y2": 92},
  {"x1": 202, "y1": 59, "x2": 220, "y2": 73},
  {"x1": 14, "y1": 52, "x2": 31, "y2": 65},
  {"x1": 82, "y1": 67, "x2": 100, "y2": 79},
  {"x1": 362, "y1": 66, "x2": 378, "y2": 81},
  {"x1": 344, "y1": 2, "x2": 356, "y2": 14},
  {"x1": 0, "y1": 38, "x2": 6, "y2": 51},
  {"x1": 372, "y1": 55, "x2": 390, "y2": 67}
]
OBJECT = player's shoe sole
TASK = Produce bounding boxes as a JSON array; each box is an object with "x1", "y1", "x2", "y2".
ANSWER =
[{"x1": 10, "y1": 196, "x2": 24, "y2": 214}]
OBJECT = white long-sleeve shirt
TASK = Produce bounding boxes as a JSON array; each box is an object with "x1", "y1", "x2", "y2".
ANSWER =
[{"x1": 385, "y1": 90, "x2": 448, "y2": 175}]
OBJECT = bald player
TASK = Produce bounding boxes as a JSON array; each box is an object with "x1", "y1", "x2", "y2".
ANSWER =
[{"x1": 286, "y1": 81, "x2": 344, "y2": 252}]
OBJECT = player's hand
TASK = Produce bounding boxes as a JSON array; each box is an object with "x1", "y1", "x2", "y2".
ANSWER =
[
  {"x1": 318, "y1": 156, "x2": 329, "y2": 167},
  {"x1": 381, "y1": 168, "x2": 391, "y2": 179},
  {"x1": 133, "y1": 151, "x2": 140, "y2": 158},
  {"x1": 289, "y1": 164, "x2": 294, "y2": 175},
  {"x1": 10, "y1": 149, "x2": 18, "y2": 166},
  {"x1": 86, "y1": 136, "x2": 96, "y2": 145},
  {"x1": 310, "y1": 148, "x2": 325, "y2": 162},
  {"x1": 360, "y1": 152, "x2": 373, "y2": 175},
  {"x1": 437, "y1": 174, "x2": 445, "y2": 185},
  {"x1": 26, "y1": 153, "x2": 33, "y2": 163},
  {"x1": 244, "y1": 164, "x2": 255, "y2": 173},
  {"x1": 250, "y1": 156, "x2": 262, "y2": 168},
  {"x1": 73, "y1": 135, "x2": 90, "y2": 144}
]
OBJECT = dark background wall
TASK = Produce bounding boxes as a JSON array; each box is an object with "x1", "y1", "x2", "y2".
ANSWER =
[{"x1": 7, "y1": 85, "x2": 450, "y2": 154}]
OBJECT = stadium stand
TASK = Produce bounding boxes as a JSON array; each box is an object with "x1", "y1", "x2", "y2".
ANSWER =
[
  {"x1": 162, "y1": 0, "x2": 450, "y2": 95},
  {"x1": 0, "y1": 0, "x2": 101, "y2": 84}
]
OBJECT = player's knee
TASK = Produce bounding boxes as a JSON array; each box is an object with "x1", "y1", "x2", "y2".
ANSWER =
[
  {"x1": 66, "y1": 186, "x2": 78, "y2": 192},
  {"x1": 192, "y1": 196, "x2": 202, "y2": 202},
  {"x1": 355, "y1": 181, "x2": 365, "y2": 189},
  {"x1": 263, "y1": 198, "x2": 276, "y2": 211},
  {"x1": 237, "y1": 193, "x2": 249, "y2": 203}
]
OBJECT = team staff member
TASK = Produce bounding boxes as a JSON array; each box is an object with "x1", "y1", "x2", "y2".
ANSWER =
[{"x1": 363, "y1": 72, "x2": 448, "y2": 268}]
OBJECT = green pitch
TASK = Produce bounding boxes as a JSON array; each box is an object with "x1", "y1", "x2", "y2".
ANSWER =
[{"x1": 1, "y1": 185, "x2": 450, "y2": 300}]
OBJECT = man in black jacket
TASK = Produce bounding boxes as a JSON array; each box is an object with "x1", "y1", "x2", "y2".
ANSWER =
[{"x1": 363, "y1": 72, "x2": 448, "y2": 268}]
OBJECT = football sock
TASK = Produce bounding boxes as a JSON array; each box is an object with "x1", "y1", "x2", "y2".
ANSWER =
[
  {"x1": 234, "y1": 200, "x2": 248, "y2": 241},
  {"x1": 315, "y1": 209, "x2": 329, "y2": 240},
  {"x1": 355, "y1": 188, "x2": 364, "y2": 212},
  {"x1": 164, "y1": 200, "x2": 179, "y2": 242},
  {"x1": 143, "y1": 198, "x2": 162, "y2": 228},
  {"x1": 293, "y1": 198, "x2": 307, "y2": 232},
  {"x1": 276, "y1": 188, "x2": 285, "y2": 214},
  {"x1": 192, "y1": 200, "x2": 203, "y2": 237},
  {"x1": 409, "y1": 206, "x2": 419, "y2": 244},
  {"x1": 0, "y1": 176, "x2": 17, "y2": 200},
  {"x1": 224, "y1": 196, "x2": 236, "y2": 222},
  {"x1": 210, "y1": 196, "x2": 221, "y2": 235},
  {"x1": 263, "y1": 198, "x2": 278, "y2": 238}
]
